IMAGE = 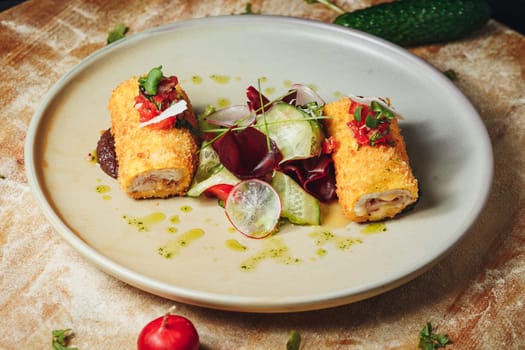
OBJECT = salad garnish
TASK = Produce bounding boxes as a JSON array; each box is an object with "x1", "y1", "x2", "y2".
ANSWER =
[
  {"x1": 348, "y1": 97, "x2": 396, "y2": 147},
  {"x1": 135, "y1": 66, "x2": 192, "y2": 131},
  {"x1": 188, "y1": 82, "x2": 337, "y2": 237}
]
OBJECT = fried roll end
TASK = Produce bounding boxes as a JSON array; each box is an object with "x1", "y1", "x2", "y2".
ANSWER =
[
  {"x1": 324, "y1": 97, "x2": 419, "y2": 223},
  {"x1": 109, "y1": 78, "x2": 199, "y2": 199}
]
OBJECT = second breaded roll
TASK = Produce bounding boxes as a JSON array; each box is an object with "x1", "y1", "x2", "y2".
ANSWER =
[
  {"x1": 109, "y1": 78, "x2": 199, "y2": 199},
  {"x1": 324, "y1": 96, "x2": 419, "y2": 222}
]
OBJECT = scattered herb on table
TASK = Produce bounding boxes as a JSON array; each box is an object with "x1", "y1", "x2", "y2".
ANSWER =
[
  {"x1": 107, "y1": 23, "x2": 128, "y2": 44},
  {"x1": 443, "y1": 69, "x2": 459, "y2": 81},
  {"x1": 239, "y1": 3, "x2": 259, "y2": 15},
  {"x1": 418, "y1": 322, "x2": 452, "y2": 350},
  {"x1": 286, "y1": 329, "x2": 301, "y2": 350},
  {"x1": 52, "y1": 328, "x2": 78, "y2": 350}
]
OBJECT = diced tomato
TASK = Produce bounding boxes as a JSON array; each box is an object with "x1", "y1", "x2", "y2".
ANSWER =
[
  {"x1": 347, "y1": 100, "x2": 393, "y2": 147},
  {"x1": 134, "y1": 75, "x2": 184, "y2": 130},
  {"x1": 204, "y1": 184, "x2": 234, "y2": 202},
  {"x1": 322, "y1": 136, "x2": 338, "y2": 154}
]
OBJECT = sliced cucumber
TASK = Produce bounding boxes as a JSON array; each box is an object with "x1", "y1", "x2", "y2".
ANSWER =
[
  {"x1": 271, "y1": 171, "x2": 321, "y2": 226},
  {"x1": 256, "y1": 102, "x2": 324, "y2": 163},
  {"x1": 186, "y1": 145, "x2": 239, "y2": 197}
]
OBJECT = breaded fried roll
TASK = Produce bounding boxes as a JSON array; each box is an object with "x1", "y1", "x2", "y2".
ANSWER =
[
  {"x1": 109, "y1": 73, "x2": 199, "y2": 199},
  {"x1": 323, "y1": 96, "x2": 418, "y2": 222}
]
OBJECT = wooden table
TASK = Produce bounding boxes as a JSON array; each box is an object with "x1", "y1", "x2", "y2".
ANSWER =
[{"x1": 1, "y1": 1, "x2": 524, "y2": 348}]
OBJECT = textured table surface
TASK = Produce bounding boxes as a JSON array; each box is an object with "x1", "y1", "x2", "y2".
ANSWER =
[{"x1": 1, "y1": 1, "x2": 524, "y2": 349}]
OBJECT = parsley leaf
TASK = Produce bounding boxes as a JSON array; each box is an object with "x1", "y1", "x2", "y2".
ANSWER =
[
  {"x1": 138, "y1": 66, "x2": 164, "y2": 96},
  {"x1": 443, "y1": 69, "x2": 459, "y2": 81},
  {"x1": 52, "y1": 329, "x2": 78, "y2": 350},
  {"x1": 418, "y1": 322, "x2": 451, "y2": 350},
  {"x1": 286, "y1": 329, "x2": 301, "y2": 350},
  {"x1": 107, "y1": 23, "x2": 128, "y2": 44}
]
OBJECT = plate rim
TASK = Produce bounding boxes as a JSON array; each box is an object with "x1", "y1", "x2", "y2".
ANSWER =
[{"x1": 24, "y1": 14, "x2": 494, "y2": 312}]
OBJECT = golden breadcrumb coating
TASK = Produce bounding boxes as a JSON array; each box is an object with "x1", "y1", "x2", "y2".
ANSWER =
[
  {"x1": 109, "y1": 78, "x2": 199, "y2": 199},
  {"x1": 323, "y1": 97, "x2": 419, "y2": 222}
]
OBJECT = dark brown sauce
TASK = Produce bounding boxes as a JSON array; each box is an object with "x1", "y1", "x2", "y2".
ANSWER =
[{"x1": 96, "y1": 128, "x2": 118, "y2": 179}]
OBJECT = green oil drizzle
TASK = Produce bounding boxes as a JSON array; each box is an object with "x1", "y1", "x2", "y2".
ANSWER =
[
  {"x1": 95, "y1": 185, "x2": 110, "y2": 194},
  {"x1": 170, "y1": 215, "x2": 180, "y2": 224},
  {"x1": 88, "y1": 149, "x2": 98, "y2": 163},
  {"x1": 309, "y1": 229, "x2": 363, "y2": 251},
  {"x1": 264, "y1": 87, "x2": 276, "y2": 96},
  {"x1": 240, "y1": 237, "x2": 301, "y2": 271},
  {"x1": 361, "y1": 222, "x2": 387, "y2": 235},
  {"x1": 166, "y1": 227, "x2": 178, "y2": 234},
  {"x1": 226, "y1": 239, "x2": 248, "y2": 252},
  {"x1": 210, "y1": 74, "x2": 230, "y2": 84},
  {"x1": 180, "y1": 205, "x2": 192, "y2": 213},
  {"x1": 123, "y1": 212, "x2": 166, "y2": 232},
  {"x1": 191, "y1": 75, "x2": 203, "y2": 84},
  {"x1": 216, "y1": 97, "x2": 230, "y2": 108},
  {"x1": 316, "y1": 248, "x2": 327, "y2": 257},
  {"x1": 157, "y1": 228, "x2": 205, "y2": 258},
  {"x1": 283, "y1": 80, "x2": 292, "y2": 88}
]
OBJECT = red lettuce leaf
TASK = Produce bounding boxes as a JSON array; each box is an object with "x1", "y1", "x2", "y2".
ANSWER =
[
  {"x1": 213, "y1": 127, "x2": 283, "y2": 179},
  {"x1": 279, "y1": 154, "x2": 337, "y2": 203},
  {"x1": 246, "y1": 86, "x2": 271, "y2": 113}
]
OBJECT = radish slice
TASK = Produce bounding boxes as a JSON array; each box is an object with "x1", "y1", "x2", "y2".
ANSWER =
[
  {"x1": 205, "y1": 105, "x2": 256, "y2": 127},
  {"x1": 138, "y1": 100, "x2": 188, "y2": 128},
  {"x1": 225, "y1": 179, "x2": 282, "y2": 239},
  {"x1": 291, "y1": 83, "x2": 325, "y2": 106}
]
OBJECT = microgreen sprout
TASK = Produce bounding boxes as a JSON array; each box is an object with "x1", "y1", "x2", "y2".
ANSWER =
[
  {"x1": 353, "y1": 106, "x2": 363, "y2": 122},
  {"x1": 257, "y1": 78, "x2": 272, "y2": 151},
  {"x1": 138, "y1": 66, "x2": 163, "y2": 96}
]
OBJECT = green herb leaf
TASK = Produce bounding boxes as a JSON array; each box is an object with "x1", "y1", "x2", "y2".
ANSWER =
[
  {"x1": 365, "y1": 114, "x2": 378, "y2": 128},
  {"x1": 443, "y1": 69, "x2": 458, "y2": 81},
  {"x1": 298, "y1": 101, "x2": 324, "y2": 119},
  {"x1": 286, "y1": 329, "x2": 301, "y2": 350},
  {"x1": 138, "y1": 66, "x2": 164, "y2": 96},
  {"x1": 371, "y1": 100, "x2": 394, "y2": 119},
  {"x1": 418, "y1": 322, "x2": 451, "y2": 350},
  {"x1": 240, "y1": 3, "x2": 260, "y2": 14},
  {"x1": 353, "y1": 106, "x2": 363, "y2": 122},
  {"x1": 106, "y1": 23, "x2": 128, "y2": 44},
  {"x1": 52, "y1": 329, "x2": 78, "y2": 350}
]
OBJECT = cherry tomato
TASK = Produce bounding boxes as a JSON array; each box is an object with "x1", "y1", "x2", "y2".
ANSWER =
[
  {"x1": 203, "y1": 183, "x2": 234, "y2": 202},
  {"x1": 137, "y1": 309, "x2": 199, "y2": 350}
]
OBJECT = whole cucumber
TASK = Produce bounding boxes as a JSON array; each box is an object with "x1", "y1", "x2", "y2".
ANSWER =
[{"x1": 333, "y1": 0, "x2": 491, "y2": 46}]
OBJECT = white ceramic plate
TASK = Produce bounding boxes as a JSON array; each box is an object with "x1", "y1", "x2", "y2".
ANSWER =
[{"x1": 25, "y1": 15, "x2": 493, "y2": 312}]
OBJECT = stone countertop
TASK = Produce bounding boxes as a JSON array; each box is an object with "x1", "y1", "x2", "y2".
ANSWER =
[{"x1": 1, "y1": 0, "x2": 524, "y2": 348}]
